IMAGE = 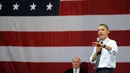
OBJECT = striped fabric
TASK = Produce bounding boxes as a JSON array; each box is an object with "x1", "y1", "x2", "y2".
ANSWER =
[{"x1": 0, "y1": 0, "x2": 130, "y2": 73}]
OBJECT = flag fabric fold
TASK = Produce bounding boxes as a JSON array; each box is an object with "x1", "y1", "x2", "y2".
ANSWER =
[{"x1": 0, "y1": 0, "x2": 130, "y2": 73}]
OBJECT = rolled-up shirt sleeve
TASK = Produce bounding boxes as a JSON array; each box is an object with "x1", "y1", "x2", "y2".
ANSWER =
[
  {"x1": 90, "y1": 47, "x2": 96, "y2": 64},
  {"x1": 108, "y1": 40, "x2": 118, "y2": 56}
]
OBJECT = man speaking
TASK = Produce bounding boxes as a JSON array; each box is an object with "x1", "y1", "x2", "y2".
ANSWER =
[{"x1": 90, "y1": 24, "x2": 118, "y2": 73}]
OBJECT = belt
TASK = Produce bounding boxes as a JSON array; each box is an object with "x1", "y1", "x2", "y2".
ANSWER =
[{"x1": 97, "y1": 68, "x2": 114, "y2": 71}]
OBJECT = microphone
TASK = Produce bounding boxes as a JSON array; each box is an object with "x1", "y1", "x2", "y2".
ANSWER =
[
  {"x1": 96, "y1": 37, "x2": 100, "y2": 42},
  {"x1": 96, "y1": 37, "x2": 103, "y2": 46},
  {"x1": 96, "y1": 37, "x2": 103, "y2": 54},
  {"x1": 96, "y1": 37, "x2": 102, "y2": 43}
]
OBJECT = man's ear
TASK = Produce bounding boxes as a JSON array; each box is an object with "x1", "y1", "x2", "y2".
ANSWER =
[{"x1": 107, "y1": 30, "x2": 110, "y2": 34}]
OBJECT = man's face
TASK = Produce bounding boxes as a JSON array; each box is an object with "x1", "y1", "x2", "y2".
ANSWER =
[
  {"x1": 72, "y1": 58, "x2": 81, "y2": 69},
  {"x1": 98, "y1": 26, "x2": 109, "y2": 40}
]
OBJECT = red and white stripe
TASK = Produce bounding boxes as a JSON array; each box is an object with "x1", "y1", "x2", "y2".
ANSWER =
[{"x1": 0, "y1": 0, "x2": 130, "y2": 73}]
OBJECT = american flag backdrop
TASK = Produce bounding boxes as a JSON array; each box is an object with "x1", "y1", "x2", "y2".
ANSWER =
[{"x1": 0, "y1": 0, "x2": 130, "y2": 73}]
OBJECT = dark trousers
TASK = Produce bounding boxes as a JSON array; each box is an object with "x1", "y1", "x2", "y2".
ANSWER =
[{"x1": 95, "y1": 68, "x2": 115, "y2": 73}]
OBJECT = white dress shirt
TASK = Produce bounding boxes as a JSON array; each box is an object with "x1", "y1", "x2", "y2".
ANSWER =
[
  {"x1": 73, "y1": 68, "x2": 80, "y2": 73},
  {"x1": 90, "y1": 37, "x2": 118, "y2": 68}
]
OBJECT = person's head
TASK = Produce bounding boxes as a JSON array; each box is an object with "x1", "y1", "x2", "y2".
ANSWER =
[
  {"x1": 72, "y1": 56, "x2": 81, "y2": 69},
  {"x1": 98, "y1": 24, "x2": 109, "y2": 40}
]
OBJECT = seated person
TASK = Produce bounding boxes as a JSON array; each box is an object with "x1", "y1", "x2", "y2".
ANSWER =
[{"x1": 64, "y1": 56, "x2": 88, "y2": 73}]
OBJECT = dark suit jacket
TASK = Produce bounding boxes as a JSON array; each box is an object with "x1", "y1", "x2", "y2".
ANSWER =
[{"x1": 64, "y1": 68, "x2": 88, "y2": 73}]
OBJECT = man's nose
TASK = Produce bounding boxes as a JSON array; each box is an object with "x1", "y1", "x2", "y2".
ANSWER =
[{"x1": 99, "y1": 30, "x2": 102, "y2": 33}]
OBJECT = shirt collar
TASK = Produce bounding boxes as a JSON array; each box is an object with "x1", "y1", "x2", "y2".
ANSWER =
[
  {"x1": 73, "y1": 68, "x2": 80, "y2": 70},
  {"x1": 102, "y1": 37, "x2": 110, "y2": 44}
]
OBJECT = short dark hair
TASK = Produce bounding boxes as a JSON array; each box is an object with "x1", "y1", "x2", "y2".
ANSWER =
[{"x1": 99, "y1": 24, "x2": 109, "y2": 30}]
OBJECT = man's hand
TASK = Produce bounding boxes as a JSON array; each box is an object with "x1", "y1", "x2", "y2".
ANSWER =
[
  {"x1": 92, "y1": 42, "x2": 104, "y2": 53},
  {"x1": 92, "y1": 42, "x2": 112, "y2": 51},
  {"x1": 92, "y1": 42, "x2": 104, "y2": 47}
]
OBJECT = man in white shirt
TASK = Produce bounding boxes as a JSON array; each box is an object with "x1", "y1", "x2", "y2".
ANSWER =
[
  {"x1": 65, "y1": 56, "x2": 87, "y2": 73},
  {"x1": 90, "y1": 24, "x2": 118, "y2": 73}
]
